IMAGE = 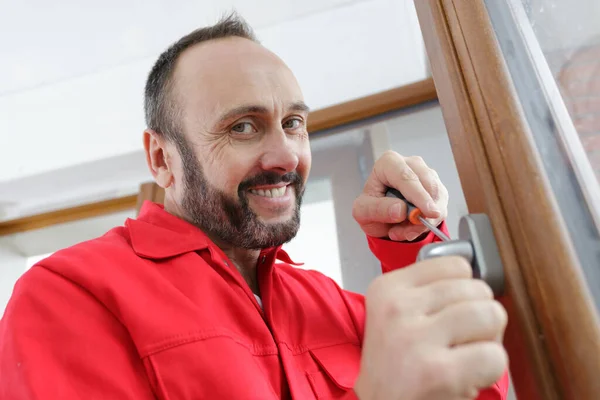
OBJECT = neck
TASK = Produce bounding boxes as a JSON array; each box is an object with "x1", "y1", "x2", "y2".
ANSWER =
[
  {"x1": 163, "y1": 196, "x2": 261, "y2": 295},
  {"x1": 219, "y1": 245, "x2": 261, "y2": 296}
]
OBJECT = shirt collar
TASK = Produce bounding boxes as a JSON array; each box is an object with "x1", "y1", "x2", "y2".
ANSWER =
[{"x1": 127, "y1": 201, "x2": 302, "y2": 265}]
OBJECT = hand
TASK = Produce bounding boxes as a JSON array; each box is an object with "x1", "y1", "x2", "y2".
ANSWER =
[
  {"x1": 354, "y1": 257, "x2": 508, "y2": 400},
  {"x1": 352, "y1": 151, "x2": 449, "y2": 241}
]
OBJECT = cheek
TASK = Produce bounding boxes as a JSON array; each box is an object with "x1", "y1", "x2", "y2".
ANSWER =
[
  {"x1": 204, "y1": 148, "x2": 258, "y2": 192},
  {"x1": 297, "y1": 142, "x2": 312, "y2": 179}
]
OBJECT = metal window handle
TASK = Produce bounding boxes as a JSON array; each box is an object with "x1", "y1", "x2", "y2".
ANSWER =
[{"x1": 417, "y1": 214, "x2": 505, "y2": 296}]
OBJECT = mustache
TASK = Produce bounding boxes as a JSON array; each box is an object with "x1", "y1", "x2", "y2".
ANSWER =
[{"x1": 238, "y1": 171, "x2": 303, "y2": 192}]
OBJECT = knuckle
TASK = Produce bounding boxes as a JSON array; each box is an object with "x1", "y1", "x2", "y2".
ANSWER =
[
  {"x1": 366, "y1": 273, "x2": 398, "y2": 304},
  {"x1": 441, "y1": 181, "x2": 449, "y2": 197},
  {"x1": 368, "y1": 274, "x2": 417, "y2": 320},
  {"x1": 381, "y1": 150, "x2": 400, "y2": 163},
  {"x1": 379, "y1": 199, "x2": 393, "y2": 219},
  {"x1": 383, "y1": 297, "x2": 411, "y2": 320},
  {"x1": 400, "y1": 166, "x2": 419, "y2": 181},
  {"x1": 492, "y1": 300, "x2": 509, "y2": 328},
  {"x1": 407, "y1": 155, "x2": 426, "y2": 165},
  {"x1": 368, "y1": 199, "x2": 379, "y2": 218},
  {"x1": 471, "y1": 279, "x2": 494, "y2": 300},
  {"x1": 428, "y1": 177, "x2": 441, "y2": 200},
  {"x1": 433, "y1": 280, "x2": 459, "y2": 304},
  {"x1": 351, "y1": 197, "x2": 367, "y2": 222},
  {"x1": 482, "y1": 343, "x2": 509, "y2": 375},
  {"x1": 394, "y1": 324, "x2": 423, "y2": 351},
  {"x1": 420, "y1": 354, "x2": 456, "y2": 392},
  {"x1": 366, "y1": 274, "x2": 386, "y2": 297},
  {"x1": 447, "y1": 256, "x2": 474, "y2": 278},
  {"x1": 469, "y1": 300, "x2": 507, "y2": 332}
]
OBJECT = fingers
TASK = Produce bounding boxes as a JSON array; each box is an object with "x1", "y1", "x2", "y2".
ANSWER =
[
  {"x1": 387, "y1": 223, "x2": 428, "y2": 242},
  {"x1": 405, "y1": 156, "x2": 449, "y2": 220},
  {"x1": 373, "y1": 152, "x2": 440, "y2": 218},
  {"x1": 417, "y1": 279, "x2": 494, "y2": 316},
  {"x1": 352, "y1": 192, "x2": 431, "y2": 241},
  {"x1": 449, "y1": 342, "x2": 508, "y2": 394},
  {"x1": 405, "y1": 156, "x2": 444, "y2": 204},
  {"x1": 352, "y1": 194, "x2": 408, "y2": 225},
  {"x1": 385, "y1": 256, "x2": 473, "y2": 289},
  {"x1": 432, "y1": 300, "x2": 508, "y2": 346},
  {"x1": 360, "y1": 254, "x2": 508, "y2": 399},
  {"x1": 355, "y1": 151, "x2": 449, "y2": 241}
]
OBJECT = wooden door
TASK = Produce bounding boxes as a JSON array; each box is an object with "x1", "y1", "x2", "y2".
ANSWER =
[{"x1": 414, "y1": 0, "x2": 600, "y2": 399}]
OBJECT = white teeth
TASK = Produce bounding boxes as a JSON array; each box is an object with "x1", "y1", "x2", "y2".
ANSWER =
[{"x1": 250, "y1": 186, "x2": 287, "y2": 198}]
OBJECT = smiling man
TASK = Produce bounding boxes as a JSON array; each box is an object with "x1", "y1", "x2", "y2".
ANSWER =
[{"x1": 0, "y1": 13, "x2": 509, "y2": 400}]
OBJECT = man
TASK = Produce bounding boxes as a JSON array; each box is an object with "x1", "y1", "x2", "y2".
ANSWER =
[{"x1": 0, "y1": 13, "x2": 509, "y2": 400}]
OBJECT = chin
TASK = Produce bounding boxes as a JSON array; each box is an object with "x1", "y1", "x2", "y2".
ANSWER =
[{"x1": 259, "y1": 213, "x2": 295, "y2": 225}]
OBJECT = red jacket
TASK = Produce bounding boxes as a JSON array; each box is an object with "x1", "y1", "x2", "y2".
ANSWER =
[{"x1": 0, "y1": 202, "x2": 508, "y2": 399}]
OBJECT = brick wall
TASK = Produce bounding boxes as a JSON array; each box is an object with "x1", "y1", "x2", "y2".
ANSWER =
[{"x1": 552, "y1": 39, "x2": 600, "y2": 180}]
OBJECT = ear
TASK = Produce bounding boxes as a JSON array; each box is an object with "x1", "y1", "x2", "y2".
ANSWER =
[{"x1": 143, "y1": 129, "x2": 174, "y2": 189}]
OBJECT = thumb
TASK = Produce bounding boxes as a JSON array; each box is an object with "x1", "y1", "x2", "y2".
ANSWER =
[{"x1": 352, "y1": 195, "x2": 408, "y2": 225}]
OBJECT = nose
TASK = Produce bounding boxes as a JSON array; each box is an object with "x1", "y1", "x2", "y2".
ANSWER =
[{"x1": 259, "y1": 130, "x2": 300, "y2": 173}]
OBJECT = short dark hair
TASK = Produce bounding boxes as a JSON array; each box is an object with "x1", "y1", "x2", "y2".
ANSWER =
[{"x1": 144, "y1": 12, "x2": 258, "y2": 141}]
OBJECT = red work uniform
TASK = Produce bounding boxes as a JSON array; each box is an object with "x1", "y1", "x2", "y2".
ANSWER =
[{"x1": 0, "y1": 202, "x2": 508, "y2": 399}]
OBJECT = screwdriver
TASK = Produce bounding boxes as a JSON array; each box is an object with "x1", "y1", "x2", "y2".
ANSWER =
[{"x1": 385, "y1": 188, "x2": 451, "y2": 242}]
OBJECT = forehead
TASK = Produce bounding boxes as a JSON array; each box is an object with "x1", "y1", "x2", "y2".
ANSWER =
[{"x1": 172, "y1": 37, "x2": 304, "y2": 120}]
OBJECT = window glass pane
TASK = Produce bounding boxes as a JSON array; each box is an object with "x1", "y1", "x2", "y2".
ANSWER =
[
  {"x1": 485, "y1": 0, "x2": 600, "y2": 310},
  {"x1": 523, "y1": 0, "x2": 600, "y2": 183}
]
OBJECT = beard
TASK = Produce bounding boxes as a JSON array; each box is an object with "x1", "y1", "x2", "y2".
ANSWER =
[{"x1": 174, "y1": 135, "x2": 305, "y2": 250}]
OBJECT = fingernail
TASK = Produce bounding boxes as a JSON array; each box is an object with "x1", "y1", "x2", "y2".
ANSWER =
[{"x1": 406, "y1": 232, "x2": 421, "y2": 241}]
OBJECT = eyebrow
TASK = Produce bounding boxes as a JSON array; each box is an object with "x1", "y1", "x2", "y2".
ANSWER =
[
  {"x1": 289, "y1": 101, "x2": 311, "y2": 114},
  {"x1": 216, "y1": 101, "x2": 311, "y2": 125}
]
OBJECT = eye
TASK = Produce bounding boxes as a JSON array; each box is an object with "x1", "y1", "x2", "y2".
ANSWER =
[
  {"x1": 231, "y1": 122, "x2": 257, "y2": 135},
  {"x1": 283, "y1": 118, "x2": 303, "y2": 130}
]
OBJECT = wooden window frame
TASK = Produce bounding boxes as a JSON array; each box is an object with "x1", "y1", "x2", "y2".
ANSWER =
[
  {"x1": 414, "y1": 0, "x2": 600, "y2": 399},
  {"x1": 0, "y1": 78, "x2": 437, "y2": 236}
]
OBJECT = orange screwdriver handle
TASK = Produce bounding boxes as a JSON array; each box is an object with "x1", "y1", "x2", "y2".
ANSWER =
[{"x1": 385, "y1": 188, "x2": 423, "y2": 225}]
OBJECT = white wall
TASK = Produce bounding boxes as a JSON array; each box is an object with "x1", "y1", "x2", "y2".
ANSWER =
[
  {"x1": 283, "y1": 178, "x2": 343, "y2": 285},
  {"x1": 0, "y1": 209, "x2": 137, "y2": 315},
  {"x1": 0, "y1": 240, "x2": 27, "y2": 315}
]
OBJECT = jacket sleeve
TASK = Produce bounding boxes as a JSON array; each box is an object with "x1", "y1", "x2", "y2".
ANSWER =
[
  {"x1": 366, "y1": 221, "x2": 449, "y2": 273},
  {"x1": 0, "y1": 265, "x2": 155, "y2": 399},
  {"x1": 338, "y1": 222, "x2": 510, "y2": 399}
]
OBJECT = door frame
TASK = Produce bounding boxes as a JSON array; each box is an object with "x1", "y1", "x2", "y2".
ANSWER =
[{"x1": 414, "y1": 1, "x2": 600, "y2": 398}]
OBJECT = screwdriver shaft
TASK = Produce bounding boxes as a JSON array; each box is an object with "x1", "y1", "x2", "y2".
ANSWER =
[
  {"x1": 418, "y1": 216, "x2": 451, "y2": 242},
  {"x1": 385, "y1": 188, "x2": 451, "y2": 241}
]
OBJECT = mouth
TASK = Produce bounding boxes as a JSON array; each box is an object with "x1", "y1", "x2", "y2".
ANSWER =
[{"x1": 248, "y1": 184, "x2": 289, "y2": 198}]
